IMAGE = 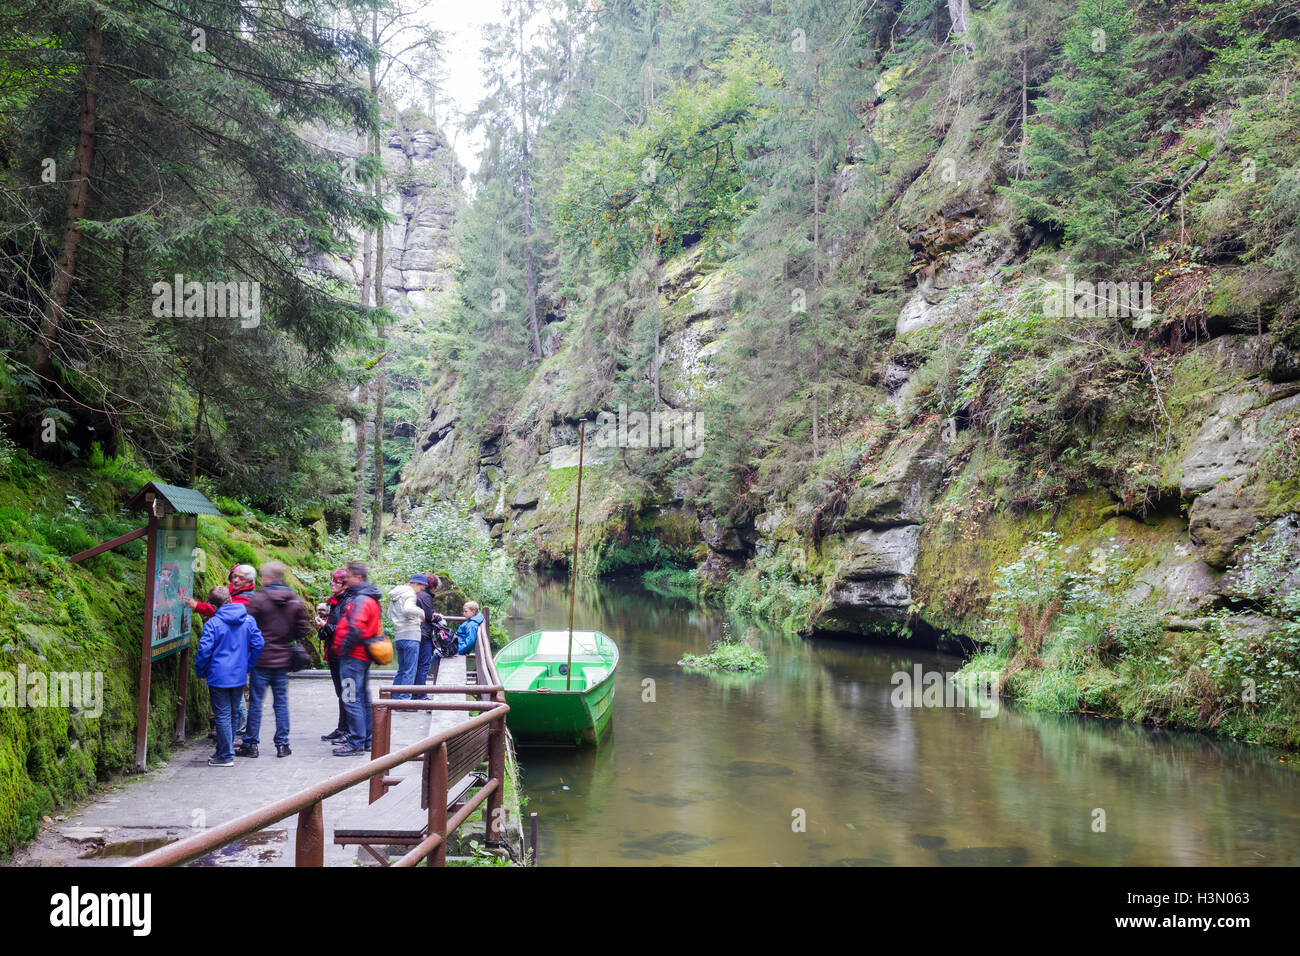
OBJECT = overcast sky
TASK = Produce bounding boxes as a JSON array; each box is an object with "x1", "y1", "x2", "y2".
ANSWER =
[{"x1": 423, "y1": 2, "x2": 499, "y2": 176}]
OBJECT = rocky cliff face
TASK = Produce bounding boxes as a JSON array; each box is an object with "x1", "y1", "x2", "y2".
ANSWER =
[
  {"x1": 307, "y1": 110, "x2": 463, "y2": 317},
  {"x1": 761, "y1": 332, "x2": 1300, "y2": 642},
  {"x1": 392, "y1": 64, "x2": 1300, "y2": 659},
  {"x1": 395, "y1": 243, "x2": 729, "y2": 569},
  {"x1": 397, "y1": 214, "x2": 1300, "y2": 653}
]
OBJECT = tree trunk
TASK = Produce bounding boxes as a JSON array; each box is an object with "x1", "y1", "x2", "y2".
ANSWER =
[
  {"x1": 360, "y1": 215, "x2": 373, "y2": 309},
  {"x1": 369, "y1": 366, "x2": 385, "y2": 559},
  {"x1": 369, "y1": 105, "x2": 387, "y2": 560},
  {"x1": 653, "y1": 244, "x2": 661, "y2": 407},
  {"x1": 519, "y1": 7, "x2": 542, "y2": 359},
  {"x1": 1018, "y1": 30, "x2": 1028, "y2": 176},
  {"x1": 947, "y1": 0, "x2": 970, "y2": 34},
  {"x1": 365, "y1": 9, "x2": 387, "y2": 560},
  {"x1": 810, "y1": 68, "x2": 822, "y2": 459},
  {"x1": 33, "y1": 14, "x2": 103, "y2": 384},
  {"x1": 190, "y1": 319, "x2": 209, "y2": 484},
  {"x1": 349, "y1": 382, "x2": 368, "y2": 546}
]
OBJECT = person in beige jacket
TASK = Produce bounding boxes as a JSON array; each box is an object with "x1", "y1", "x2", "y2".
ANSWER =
[{"x1": 388, "y1": 574, "x2": 429, "y2": 700}]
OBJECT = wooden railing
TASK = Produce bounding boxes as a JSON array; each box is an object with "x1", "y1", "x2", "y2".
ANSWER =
[{"x1": 127, "y1": 608, "x2": 505, "y2": 867}]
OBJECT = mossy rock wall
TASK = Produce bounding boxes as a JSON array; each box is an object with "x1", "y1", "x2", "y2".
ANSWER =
[{"x1": 0, "y1": 455, "x2": 327, "y2": 859}]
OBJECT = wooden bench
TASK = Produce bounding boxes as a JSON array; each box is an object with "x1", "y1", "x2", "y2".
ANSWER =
[{"x1": 332, "y1": 720, "x2": 492, "y2": 865}]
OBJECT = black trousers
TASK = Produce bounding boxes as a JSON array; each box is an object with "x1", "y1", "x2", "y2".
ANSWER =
[{"x1": 327, "y1": 653, "x2": 347, "y2": 733}]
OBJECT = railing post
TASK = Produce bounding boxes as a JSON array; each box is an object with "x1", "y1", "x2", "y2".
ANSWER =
[
  {"x1": 295, "y1": 800, "x2": 324, "y2": 867},
  {"x1": 427, "y1": 741, "x2": 448, "y2": 867},
  {"x1": 369, "y1": 704, "x2": 391, "y2": 804},
  {"x1": 486, "y1": 712, "x2": 505, "y2": 844}
]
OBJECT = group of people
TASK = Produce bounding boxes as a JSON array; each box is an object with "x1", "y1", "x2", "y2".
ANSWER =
[{"x1": 191, "y1": 559, "x2": 486, "y2": 767}]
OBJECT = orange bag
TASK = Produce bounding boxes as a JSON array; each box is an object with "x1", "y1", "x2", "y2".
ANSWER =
[{"x1": 366, "y1": 637, "x2": 393, "y2": 666}]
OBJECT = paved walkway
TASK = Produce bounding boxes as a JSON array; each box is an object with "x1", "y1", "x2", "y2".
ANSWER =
[{"x1": 18, "y1": 657, "x2": 471, "y2": 867}]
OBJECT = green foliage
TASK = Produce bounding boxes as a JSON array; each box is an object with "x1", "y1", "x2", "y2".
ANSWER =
[
  {"x1": 381, "y1": 505, "x2": 515, "y2": 612},
  {"x1": 0, "y1": 0, "x2": 384, "y2": 512},
  {"x1": 679, "y1": 639, "x2": 769, "y2": 672},
  {"x1": 212, "y1": 496, "x2": 247, "y2": 517},
  {"x1": 595, "y1": 535, "x2": 683, "y2": 577},
  {"x1": 642, "y1": 566, "x2": 699, "y2": 600},
  {"x1": 980, "y1": 530, "x2": 1160, "y2": 652},
  {"x1": 555, "y1": 49, "x2": 771, "y2": 273},
  {"x1": 724, "y1": 553, "x2": 820, "y2": 633},
  {"x1": 1202, "y1": 533, "x2": 1300, "y2": 724},
  {"x1": 963, "y1": 528, "x2": 1300, "y2": 746},
  {"x1": 447, "y1": 838, "x2": 511, "y2": 867},
  {"x1": 1004, "y1": 0, "x2": 1149, "y2": 267}
]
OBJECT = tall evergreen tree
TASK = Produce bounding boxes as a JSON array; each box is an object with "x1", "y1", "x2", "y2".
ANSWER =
[
  {"x1": 708, "y1": 0, "x2": 871, "y2": 506},
  {"x1": 1006, "y1": 0, "x2": 1149, "y2": 268},
  {"x1": 0, "y1": 0, "x2": 383, "y2": 510}
]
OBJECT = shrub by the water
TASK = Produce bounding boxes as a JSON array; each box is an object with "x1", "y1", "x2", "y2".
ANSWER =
[
  {"x1": 642, "y1": 567, "x2": 699, "y2": 600},
  {"x1": 961, "y1": 530, "x2": 1299, "y2": 747},
  {"x1": 679, "y1": 640, "x2": 769, "y2": 673}
]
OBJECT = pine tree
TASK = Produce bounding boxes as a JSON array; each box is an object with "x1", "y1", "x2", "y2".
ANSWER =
[
  {"x1": 1006, "y1": 0, "x2": 1149, "y2": 269},
  {"x1": 712, "y1": 0, "x2": 871, "y2": 501},
  {"x1": 0, "y1": 0, "x2": 384, "y2": 510}
]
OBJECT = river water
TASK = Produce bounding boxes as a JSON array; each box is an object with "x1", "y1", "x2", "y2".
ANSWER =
[{"x1": 506, "y1": 576, "x2": 1300, "y2": 866}]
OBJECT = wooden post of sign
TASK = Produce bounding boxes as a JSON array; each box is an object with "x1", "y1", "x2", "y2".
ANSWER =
[
  {"x1": 134, "y1": 499, "x2": 159, "y2": 772},
  {"x1": 175, "y1": 645, "x2": 190, "y2": 744},
  {"x1": 174, "y1": 512, "x2": 193, "y2": 743}
]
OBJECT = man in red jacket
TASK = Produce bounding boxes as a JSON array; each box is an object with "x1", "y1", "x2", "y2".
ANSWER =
[{"x1": 331, "y1": 561, "x2": 383, "y2": 756}]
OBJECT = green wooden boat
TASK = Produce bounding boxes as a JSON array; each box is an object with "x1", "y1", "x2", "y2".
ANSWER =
[{"x1": 496, "y1": 630, "x2": 618, "y2": 745}]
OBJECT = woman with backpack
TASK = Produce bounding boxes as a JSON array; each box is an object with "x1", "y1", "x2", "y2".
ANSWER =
[{"x1": 331, "y1": 561, "x2": 384, "y2": 756}]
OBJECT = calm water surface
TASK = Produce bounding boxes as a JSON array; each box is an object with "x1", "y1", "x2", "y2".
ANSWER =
[{"x1": 507, "y1": 577, "x2": 1300, "y2": 866}]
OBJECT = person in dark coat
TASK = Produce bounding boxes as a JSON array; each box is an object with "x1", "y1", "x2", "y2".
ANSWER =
[
  {"x1": 195, "y1": 586, "x2": 264, "y2": 767},
  {"x1": 412, "y1": 573, "x2": 445, "y2": 700},
  {"x1": 315, "y1": 569, "x2": 349, "y2": 742},
  {"x1": 242, "y1": 561, "x2": 308, "y2": 758}
]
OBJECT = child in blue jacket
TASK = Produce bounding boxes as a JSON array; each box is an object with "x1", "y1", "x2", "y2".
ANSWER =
[
  {"x1": 456, "y1": 601, "x2": 484, "y2": 655},
  {"x1": 196, "y1": 586, "x2": 264, "y2": 766}
]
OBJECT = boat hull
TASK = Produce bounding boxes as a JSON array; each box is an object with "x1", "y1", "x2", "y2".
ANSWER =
[{"x1": 497, "y1": 630, "x2": 618, "y2": 746}]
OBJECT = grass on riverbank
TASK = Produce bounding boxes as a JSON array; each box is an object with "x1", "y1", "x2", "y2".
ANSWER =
[
  {"x1": 642, "y1": 566, "x2": 699, "y2": 600},
  {"x1": 958, "y1": 532, "x2": 1300, "y2": 750}
]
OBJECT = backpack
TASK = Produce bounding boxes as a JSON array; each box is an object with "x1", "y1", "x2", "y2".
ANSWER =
[{"x1": 431, "y1": 620, "x2": 457, "y2": 658}]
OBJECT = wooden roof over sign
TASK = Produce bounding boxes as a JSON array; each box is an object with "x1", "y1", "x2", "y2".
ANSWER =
[{"x1": 125, "y1": 481, "x2": 221, "y2": 516}]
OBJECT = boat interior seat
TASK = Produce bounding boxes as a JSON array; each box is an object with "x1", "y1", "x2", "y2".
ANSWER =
[
  {"x1": 535, "y1": 631, "x2": 602, "y2": 656},
  {"x1": 503, "y1": 664, "x2": 547, "y2": 690},
  {"x1": 582, "y1": 667, "x2": 608, "y2": 686}
]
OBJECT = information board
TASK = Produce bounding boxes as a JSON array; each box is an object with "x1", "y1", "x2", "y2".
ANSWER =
[{"x1": 150, "y1": 514, "x2": 196, "y2": 662}]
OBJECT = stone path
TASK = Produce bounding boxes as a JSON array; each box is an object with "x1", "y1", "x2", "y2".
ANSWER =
[{"x1": 17, "y1": 657, "x2": 471, "y2": 867}]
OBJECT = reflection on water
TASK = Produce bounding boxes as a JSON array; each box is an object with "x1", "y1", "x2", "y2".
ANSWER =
[{"x1": 509, "y1": 577, "x2": 1300, "y2": 866}]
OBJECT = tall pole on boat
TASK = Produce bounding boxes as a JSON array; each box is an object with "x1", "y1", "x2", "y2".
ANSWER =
[{"x1": 566, "y1": 420, "x2": 585, "y2": 690}]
